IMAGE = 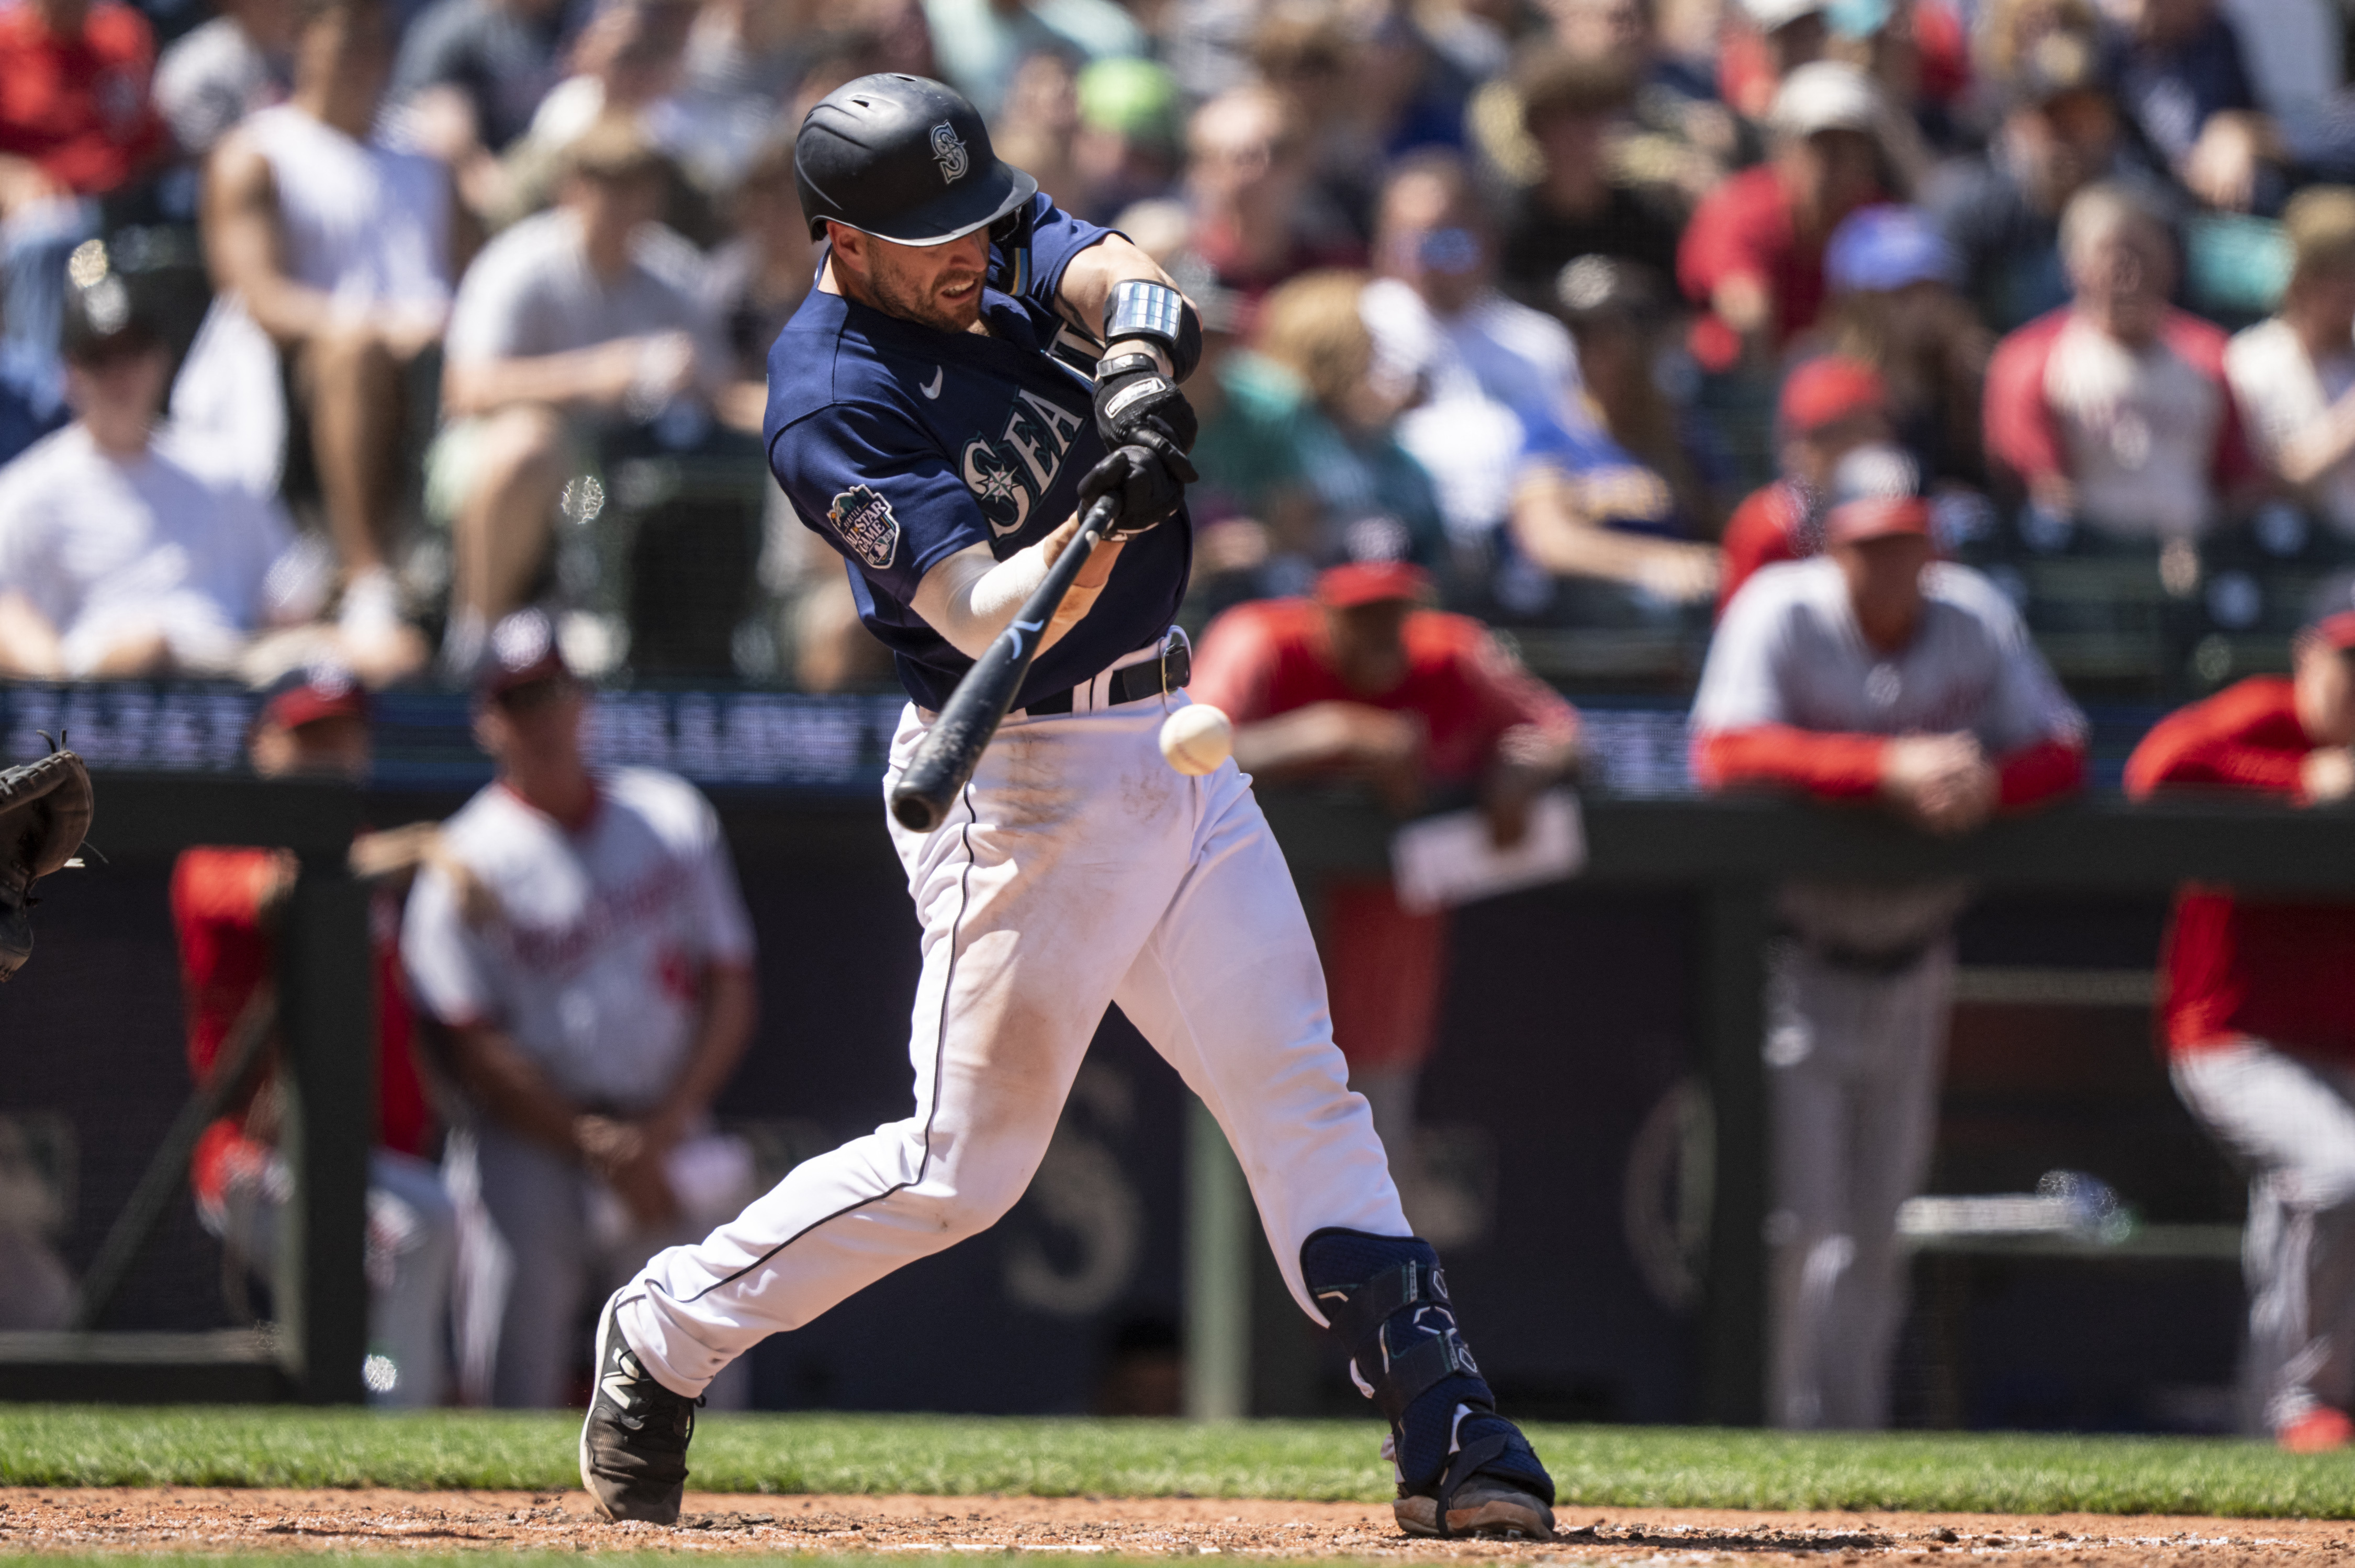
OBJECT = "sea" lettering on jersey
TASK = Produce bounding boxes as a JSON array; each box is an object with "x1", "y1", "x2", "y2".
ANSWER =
[{"x1": 960, "y1": 389, "x2": 1086, "y2": 538}]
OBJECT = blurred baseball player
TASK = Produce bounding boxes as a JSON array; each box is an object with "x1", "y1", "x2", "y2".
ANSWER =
[
  {"x1": 1714, "y1": 355, "x2": 1891, "y2": 617},
  {"x1": 175, "y1": 664, "x2": 454, "y2": 1407},
  {"x1": 2124, "y1": 613, "x2": 2355, "y2": 1451},
  {"x1": 1691, "y1": 444, "x2": 2086, "y2": 1429},
  {"x1": 1188, "y1": 560, "x2": 1580, "y2": 1222},
  {"x1": 401, "y1": 612, "x2": 760, "y2": 1408},
  {"x1": 578, "y1": 74, "x2": 1555, "y2": 1540}
]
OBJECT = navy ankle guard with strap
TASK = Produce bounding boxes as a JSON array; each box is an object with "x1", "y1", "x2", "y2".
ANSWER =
[{"x1": 1299, "y1": 1229, "x2": 1553, "y2": 1519}]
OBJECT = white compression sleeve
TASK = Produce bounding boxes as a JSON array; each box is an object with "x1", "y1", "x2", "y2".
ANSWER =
[{"x1": 911, "y1": 537, "x2": 1055, "y2": 661}]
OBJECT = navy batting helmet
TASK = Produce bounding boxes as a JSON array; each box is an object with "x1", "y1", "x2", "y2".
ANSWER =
[{"x1": 795, "y1": 73, "x2": 1038, "y2": 246}]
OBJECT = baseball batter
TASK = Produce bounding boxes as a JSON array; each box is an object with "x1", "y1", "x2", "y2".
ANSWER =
[
  {"x1": 577, "y1": 75, "x2": 1556, "y2": 1540},
  {"x1": 1691, "y1": 444, "x2": 2085, "y2": 1429}
]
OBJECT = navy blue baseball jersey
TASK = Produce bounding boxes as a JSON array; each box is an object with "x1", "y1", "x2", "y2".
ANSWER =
[{"x1": 763, "y1": 194, "x2": 1191, "y2": 712}]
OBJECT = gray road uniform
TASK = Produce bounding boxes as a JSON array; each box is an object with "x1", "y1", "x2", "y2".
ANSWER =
[{"x1": 1691, "y1": 558, "x2": 2085, "y2": 1429}]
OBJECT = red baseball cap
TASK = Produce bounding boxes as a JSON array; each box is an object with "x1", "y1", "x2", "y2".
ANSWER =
[
  {"x1": 257, "y1": 661, "x2": 368, "y2": 731},
  {"x1": 2308, "y1": 610, "x2": 2355, "y2": 651},
  {"x1": 1779, "y1": 355, "x2": 1887, "y2": 436},
  {"x1": 1315, "y1": 560, "x2": 1432, "y2": 609},
  {"x1": 474, "y1": 607, "x2": 574, "y2": 699},
  {"x1": 1820, "y1": 444, "x2": 1932, "y2": 545}
]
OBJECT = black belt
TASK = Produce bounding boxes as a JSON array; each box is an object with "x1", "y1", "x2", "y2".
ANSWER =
[
  {"x1": 1779, "y1": 929, "x2": 1941, "y2": 976},
  {"x1": 1023, "y1": 641, "x2": 1190, "y2": 716}
]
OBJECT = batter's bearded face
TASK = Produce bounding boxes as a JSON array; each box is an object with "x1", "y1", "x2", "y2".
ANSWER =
[{"x1": 835, "y1": 225, "x2": 991, "y2": 333}]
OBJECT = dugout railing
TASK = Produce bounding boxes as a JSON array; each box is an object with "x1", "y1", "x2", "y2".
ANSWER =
[
  {"x1": 4, "y1": 770, "x2": 2351, "y2": 1419},
  {"x1": 0, "y1": 775, "x2": 373, "y2": 1402}
]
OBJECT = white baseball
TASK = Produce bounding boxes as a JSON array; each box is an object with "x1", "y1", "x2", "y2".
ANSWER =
[{"x1": 1159, "y1": 704, "x2": 1233, "y2": 775}]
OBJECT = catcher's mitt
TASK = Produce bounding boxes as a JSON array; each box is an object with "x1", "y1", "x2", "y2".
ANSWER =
[{"x1": 0, "y1": 748, "x2": 92, "y2": 981}]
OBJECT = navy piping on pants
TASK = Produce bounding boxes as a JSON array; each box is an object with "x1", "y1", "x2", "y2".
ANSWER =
[{"x1": 656, "y1": 782, "x2": 981, "y2": 1306}]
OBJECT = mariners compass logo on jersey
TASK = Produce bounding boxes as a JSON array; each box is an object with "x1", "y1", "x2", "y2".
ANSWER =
[
  {"x1": 827, "y1": 483, "x2": 901, "y2": 569},
  {"x1": 930, "y1": 122, "x2": 969, "y2": 183}
]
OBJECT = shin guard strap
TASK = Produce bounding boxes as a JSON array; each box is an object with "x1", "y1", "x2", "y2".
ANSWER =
[{"x1": 1432, "y1": 1433, "x2": 1512, "y2": 1539}]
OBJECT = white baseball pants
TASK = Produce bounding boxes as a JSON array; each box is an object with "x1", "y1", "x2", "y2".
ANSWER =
[
  {"x1": 620, "y1": 681, "x2": 1409, "y2": 1395},
  {"x1": 2171, "y1": 1041, "x2": 2355, "y2": 1435},
  {"x1": 1764, "y1": 935, "x2": 1954, "y2": 1430}
]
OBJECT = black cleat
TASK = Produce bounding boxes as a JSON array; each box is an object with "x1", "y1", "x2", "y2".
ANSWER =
[
  {"x1": 1394, "y1": 1473, "x2": 1557, "y2": 1540},
  {"x1": 1389, "y1": 1428, "x2": 1556, "y2": 1540},
  {"x1": 579, "y1": 1290, "x2": 698, "y2": 1524}
]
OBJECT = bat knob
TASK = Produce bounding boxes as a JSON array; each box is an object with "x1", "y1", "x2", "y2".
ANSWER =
[{"x1": 891, "y1": 789, "x2": 945, "y2": 833}]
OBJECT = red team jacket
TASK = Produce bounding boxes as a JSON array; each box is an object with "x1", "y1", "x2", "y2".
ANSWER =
[
  {"x1": 1189, "y1": 600, "x2": 1581, "y2": 788},
  {"x1": 2125, "y1": 677, "x2": 2355, "y2": 1063},
  {"x1": 172, "y1": 847, "x2": 430, "y2": 1207},
  {"x1": 1190, "y1": 599, "x2": 1580, "y2": 1072}
]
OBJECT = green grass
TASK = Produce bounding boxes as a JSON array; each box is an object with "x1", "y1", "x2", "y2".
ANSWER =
[{"x1": 2, "y1": 1408, "x2": 2354, "y2": 1518}]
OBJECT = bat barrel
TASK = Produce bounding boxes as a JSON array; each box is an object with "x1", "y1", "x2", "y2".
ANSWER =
[{"x1": 888, "y1": 494, "x2": 1124, "y2": 832}]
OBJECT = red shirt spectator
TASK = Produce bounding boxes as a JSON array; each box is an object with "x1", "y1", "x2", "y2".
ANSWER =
[
  {"x1": 1679, "y1": 62, "x2": 1888, "y2": 371},
  {"x1": 1715, "y1": 355, "x2": 1892, "y2": 615},
  {"x1": 1191, "y1": 563, "x2": 1579, "y2": 1085},
  {"x1": 2125, "y1": 640, "x2": 2355, "y2": 1064},
  {"x1": 0, "y1": 0, "x2": 166, "y2": 195}
]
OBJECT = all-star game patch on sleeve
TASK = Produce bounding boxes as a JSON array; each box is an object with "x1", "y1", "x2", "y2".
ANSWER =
[{"x1": 770, "y1": 399, "x2": 991, "y2": 607}]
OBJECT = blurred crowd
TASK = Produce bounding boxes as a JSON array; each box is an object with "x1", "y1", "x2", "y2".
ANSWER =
[{"x1": 4, "y1": 0, "x2": 2355, "y2": 692}]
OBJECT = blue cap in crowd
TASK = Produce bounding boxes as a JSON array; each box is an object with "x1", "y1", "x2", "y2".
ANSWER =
[{"x1": 1825, "y1": 206, "x2": 1960, "y2": 295}]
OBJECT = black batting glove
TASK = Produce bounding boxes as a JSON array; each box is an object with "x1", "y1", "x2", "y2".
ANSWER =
[
  {"x1": 1078, "y1": 433, "x2": 1197, "y2": 540},
  {"x1": 1094, "y1": 351, "x2": 1198, "y2": 455}
]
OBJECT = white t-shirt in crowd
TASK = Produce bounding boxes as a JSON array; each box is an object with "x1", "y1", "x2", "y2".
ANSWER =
[
  {"x1": 2226, "y1": 315, "x2": 2355, "y2": 536},
  {"x1": 241, "y1": 104, "x2": 453, "y2": 315},
  {"x1": 401, "y1": 766, "x2": 756, "y2": 1114},
  {"x1": 0, "y1": 424, "x2": 296, "y2": 674},
  {"x1": 1360, "y1": 277, "x2": 1587, "y2": 541},
  {"x1": 2042, "y1": 314, "x2": 2227, "y2": 540},
  {"x1": 443, "y1": 207, "x2": 719, "y2": 366}
]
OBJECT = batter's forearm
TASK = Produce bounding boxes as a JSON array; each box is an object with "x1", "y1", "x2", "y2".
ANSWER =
[
  {"x1": 911, "y1": 522, "x2": 1124, "y2": 660},
  {"x1": 1057, "y1": 236, "x2": 1183, "y2": 371}
]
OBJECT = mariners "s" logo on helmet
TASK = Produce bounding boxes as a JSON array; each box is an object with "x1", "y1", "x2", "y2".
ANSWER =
[{"x1": 930, "y1": 122, "x2": 969, "y2": 184}]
